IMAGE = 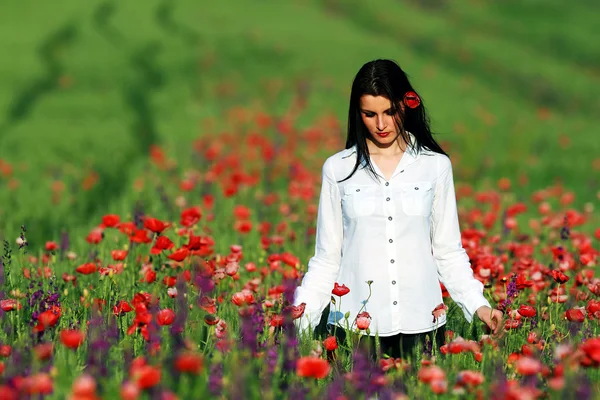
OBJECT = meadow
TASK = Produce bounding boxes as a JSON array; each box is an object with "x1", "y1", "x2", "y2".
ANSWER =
[{"x1": 0, "y1": 0, "x2": 599, "y2": 398}]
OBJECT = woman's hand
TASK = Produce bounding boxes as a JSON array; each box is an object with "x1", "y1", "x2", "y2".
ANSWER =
[{"x1": 475, "y1": 305, "x2": 504, "y2": 336}]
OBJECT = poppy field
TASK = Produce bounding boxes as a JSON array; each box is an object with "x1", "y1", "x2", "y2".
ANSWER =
[{"x1": 0, "y1": 0, "x2": 599, "y2": 399}]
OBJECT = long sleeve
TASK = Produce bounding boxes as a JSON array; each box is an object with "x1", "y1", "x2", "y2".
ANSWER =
[
  {"x1": 431, "y1": 156, "x2": 490, "y2": 323},
  {"x1": 293, "y1": 158, "x2": 343, "y2": 337}
]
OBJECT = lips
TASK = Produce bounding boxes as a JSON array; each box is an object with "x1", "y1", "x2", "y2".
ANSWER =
[{"x1": 376, "y1": 132, "x2": 391, "y2": 137}]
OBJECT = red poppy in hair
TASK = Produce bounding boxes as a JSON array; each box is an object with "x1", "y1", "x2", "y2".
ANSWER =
[{"x1": 403, "y1": 91, "x2": 421, "y2": 108}]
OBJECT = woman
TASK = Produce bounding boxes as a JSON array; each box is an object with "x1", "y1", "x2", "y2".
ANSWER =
[{"x1": 293, "y1": 59, "x2": 503, "y2": 361}]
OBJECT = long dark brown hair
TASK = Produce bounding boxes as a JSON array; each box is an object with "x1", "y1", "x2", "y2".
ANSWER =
[{"x1": 339, "y1": 59, "x2": 448, "y2": 182}]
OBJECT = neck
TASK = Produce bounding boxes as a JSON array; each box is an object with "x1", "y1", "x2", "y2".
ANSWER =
[{"x1": 367, "y1": 136, "x2": 408, "y2": 157}]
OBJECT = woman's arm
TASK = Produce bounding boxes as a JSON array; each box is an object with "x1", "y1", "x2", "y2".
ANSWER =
[
  {"x1": 431, "y1": 155, "x2": 491, "y2": 323},
  {"x1": 293, "y1": 157, "x2": 343, "y2": 338}
]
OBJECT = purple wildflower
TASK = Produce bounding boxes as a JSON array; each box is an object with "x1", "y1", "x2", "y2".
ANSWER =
[
  {"x1": 193, "y1": 261, "x2": 215, "y2": 294},
  {"x1": 239, "y1": 301, "x2": 264, "y2": 354},
  {"x1": 265, "y1": 346, "x2": 279, "y2": 375},
  {"x1": 499, "y1": 273, "x2": 519, "y2": 311},
  {"x1": 18, "y1": 225, "x2": 28, "y2": 252},
  {"x1": 208, "y1": 362, "x2": 223, "y2": 396},
  {"x1": 575, "y1": 372, "x2": 592, "y2": 399},
  {"x1": 133, "y1": 201, "x2": 145, "y2": 229},
  {"x1": 86, "y1": 308, "x2": 118, "y2": 385},
  {"x1": 59, "y1": 231, "x2": 69, "y2": 259}
]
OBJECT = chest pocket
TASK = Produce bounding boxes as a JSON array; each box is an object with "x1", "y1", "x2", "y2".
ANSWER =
[
  {"x1": 342, "y1": 184, "x2": 377, "y2": 219},
  {"x1": 396, "y1": 181, "x2": 434, "y2": 217}
]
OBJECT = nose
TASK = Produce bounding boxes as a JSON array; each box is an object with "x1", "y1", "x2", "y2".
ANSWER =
[{"x1": 376, "y1": 116, "x2": 386, "y2": 131}]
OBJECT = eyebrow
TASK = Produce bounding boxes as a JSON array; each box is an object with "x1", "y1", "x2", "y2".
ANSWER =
[{"x1": 360, "y1": 108, "x2": 392, "y2": 113}]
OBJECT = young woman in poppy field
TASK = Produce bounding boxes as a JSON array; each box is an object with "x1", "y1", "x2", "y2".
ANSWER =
[{"x1": 293, "y1": 59, "x2": 504, "y2": 361}]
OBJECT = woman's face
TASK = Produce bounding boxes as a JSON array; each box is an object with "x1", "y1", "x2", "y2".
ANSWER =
[{"x1": 359, "y1": 95, "x2": 404, "y2": 147}]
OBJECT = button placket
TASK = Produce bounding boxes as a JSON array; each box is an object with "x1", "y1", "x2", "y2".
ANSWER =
[{"x1": 385, "y1": 179, "x2": 399, "y2": 315}]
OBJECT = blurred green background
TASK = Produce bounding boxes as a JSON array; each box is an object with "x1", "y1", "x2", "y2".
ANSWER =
[{"x1": 0, "y1": 0, "x2": 598, "y2": 247}]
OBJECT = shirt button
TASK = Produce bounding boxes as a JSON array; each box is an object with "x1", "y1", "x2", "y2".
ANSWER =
[
  {"x1": 392, "y1": 280, "x2": 396, "y2": 285},
  {"x1": 356, "y1": 189, "x2": 360, "y2": 192},
  {"x1": 389, "y1": 239, "x2": 393, "y2": 243},
  {"x1": 385, "y1": 182, "x2": 389, "y2": 186},
  {"x1": 400, "y1": 170, "x2": 404, "y2": 173},
  {"x1": 386, "y1": 197, "x2": 390, "y2": 201},
  {"x1": 390, "y1": 259, "x2": 395, "y2": 263},
  {"x1": 414, "y1": 187, "x2": 419, "y2": 190},
  {"x1": 388, "y1": 216, "x2": 392, "y2": 221},
  {"x1": 393, "y1": 301, "x2": 398, "y2": 305}
]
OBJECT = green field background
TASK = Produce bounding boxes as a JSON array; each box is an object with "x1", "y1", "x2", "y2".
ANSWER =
[{"x1": 0, "y1": 0, "x2": 598, "y2": 247}]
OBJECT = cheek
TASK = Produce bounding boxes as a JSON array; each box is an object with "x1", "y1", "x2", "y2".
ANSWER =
[
  {"x1": 386, "y1": 115, "x2": 397, "y2": 127},
  {"x1": 361, "y1": 116, "x2": 373, "y2": 130}
]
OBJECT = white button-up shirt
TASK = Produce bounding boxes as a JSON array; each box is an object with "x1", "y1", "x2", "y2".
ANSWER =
[{"x1": 293, "y1": 132, "x2": 491, "y2": 337}]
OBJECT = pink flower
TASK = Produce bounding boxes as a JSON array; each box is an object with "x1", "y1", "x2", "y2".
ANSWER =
[{"x1": 355, "y1": 311, "x2": 371, "y2": 330}]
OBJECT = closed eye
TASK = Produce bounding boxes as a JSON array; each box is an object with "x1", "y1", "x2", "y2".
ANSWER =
[{"x1": 362, "y1": 110, "x2": 395, "y2": 117}]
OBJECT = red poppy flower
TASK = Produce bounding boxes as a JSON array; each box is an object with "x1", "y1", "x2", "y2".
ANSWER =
[
  {"x1": 174, "y1": 352, "x2": 204, "y2": 375},
  {"x1": 167, "y1": 248, "x2": 189, "y2": 262},
  {"x1": 234, "y1": 220, "x2": 252, "y2": 234},
  {"x1": 284, "y1": 302, "x2": 306, "y2": 319},
  {"x1": 130, "y1": 229, "x2": 152, "y2": 244},
  {"x1": 504, "y1": 319, "x2": 521, "y2": 330},
  {"x1": 111, "y1": 250, "x2": 128, "y2": 261},
  {"x1": 60, "y1": 329, "x2": 85, "y2": 349},
  {"x1": 118, "y1": 222, "x2": 136, "y2": 235},
  {"x1": 356, "y1": 311, "x2": 371, "y2": 330},
  {"x1": 102, "y1": 214, "x2": 120, "y2": 228},
  {"x1": 33, "y1": 310, "x2": 60, "y2": 333},
  {"x1": 323, "y1": 336, "x2": 338, "y2": 351},
  {"x1": 71, "y1": 374, "x2": 96, "y2": 398},
  {"x1": 156, "y1": 309, "x2": 176, "y2": 326},
  {"x1": 33, "y1": 343, "x2": 53, "y2": 361},
  {"x1": 281, "y1": 252, "x2": 300, "y2": 268},
  {"x1": 233, "y1": 205, "x2": 251, "y2": 219},
  {"x1": 86, "y1": 228, "x2": 104, "y2": 245},
  {"x1": 586, "y1": 300, "x2": 600, "y2": 319},
  {"x1": 0, "y1": 345, "x2": 12, "y2": 357},
  {"x1": 551, "y1": 270, "x2": 569, "y2": 284},
  {"x1": 580, "y1": 337, "x2": 600, "y2": 364},
  {"x1": 133, "y1": 365, "x2": 161, "y2": 389},
  {"x1": 45, "y1": 241, "x2": 58, "y2": 252},
  {"x1": 180, "y1": 207, "x2": 202, "y2": 227},
  {"x1": 270, "y1": 315, "x2": 284, "y2": 327},
  {"x1": 518, "y1": 304, "x2": 537, "y2": 318},
  {"x1": 199, "y1": 296, "x2": 216, "y2": 314},
  {"x1": 21, "y1": 372, "x2": 54, "y2": 395},
  {"x1": 151, "y1": 235, "x2": 174, "y2": 254},
  {"x1": 456, "y1": 370, "x2": 485, "y2": 387},
  {"x1": 113, "y1": 300, "x2": 133, "y2": 316},
  {"x1": 332, "y1": 283, "x2": 350, "y2": 297},
  {"x1": 515, "y1": 273, "x2": 534, "y2": 290},
  {"x1": 76, "y1": 263, "x2": 97, "y2": 275},
  {"x1": 403, "y1": 91, "x2": 421, "y2": 109},
  {"x1": 204, "y1": 314, "x2": 220, "y2": 326},
  {"x1": 163, "y1": 276, "x2": 177, "y2": 287},
  {"x1": 565, "y1": 308, "x2": 585, "y2": 323},
  {"x1": 231, "y1": 290, "x2": 255, "y2": 306},
  {"x1": 417, "y1": 365, "x2": 446, "y2": 384},
  {"x1": 143, "y1": 217, "x2": 170, "y2": 234},
  {"x1": 296, "y1": 356, "x2": 330, "y2": 379},
  {"x1": 515, "y1": 356, "x2": 542, "y2": 375},
  {"x1": 432, "y1": 303, "x2": 448, "y2": 322},
  {"x1": 0, "y1": 299, "x2": 21, "y2": 312}
]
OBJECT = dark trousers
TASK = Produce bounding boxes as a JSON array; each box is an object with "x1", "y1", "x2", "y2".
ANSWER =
[{"x1": 327, "y1": 323, "x2": 446, "y2": 362}]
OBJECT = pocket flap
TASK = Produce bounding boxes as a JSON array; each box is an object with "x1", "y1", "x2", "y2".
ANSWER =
[{"x1": 398, "y1": 181, "x2": 433, "y2": 192}]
